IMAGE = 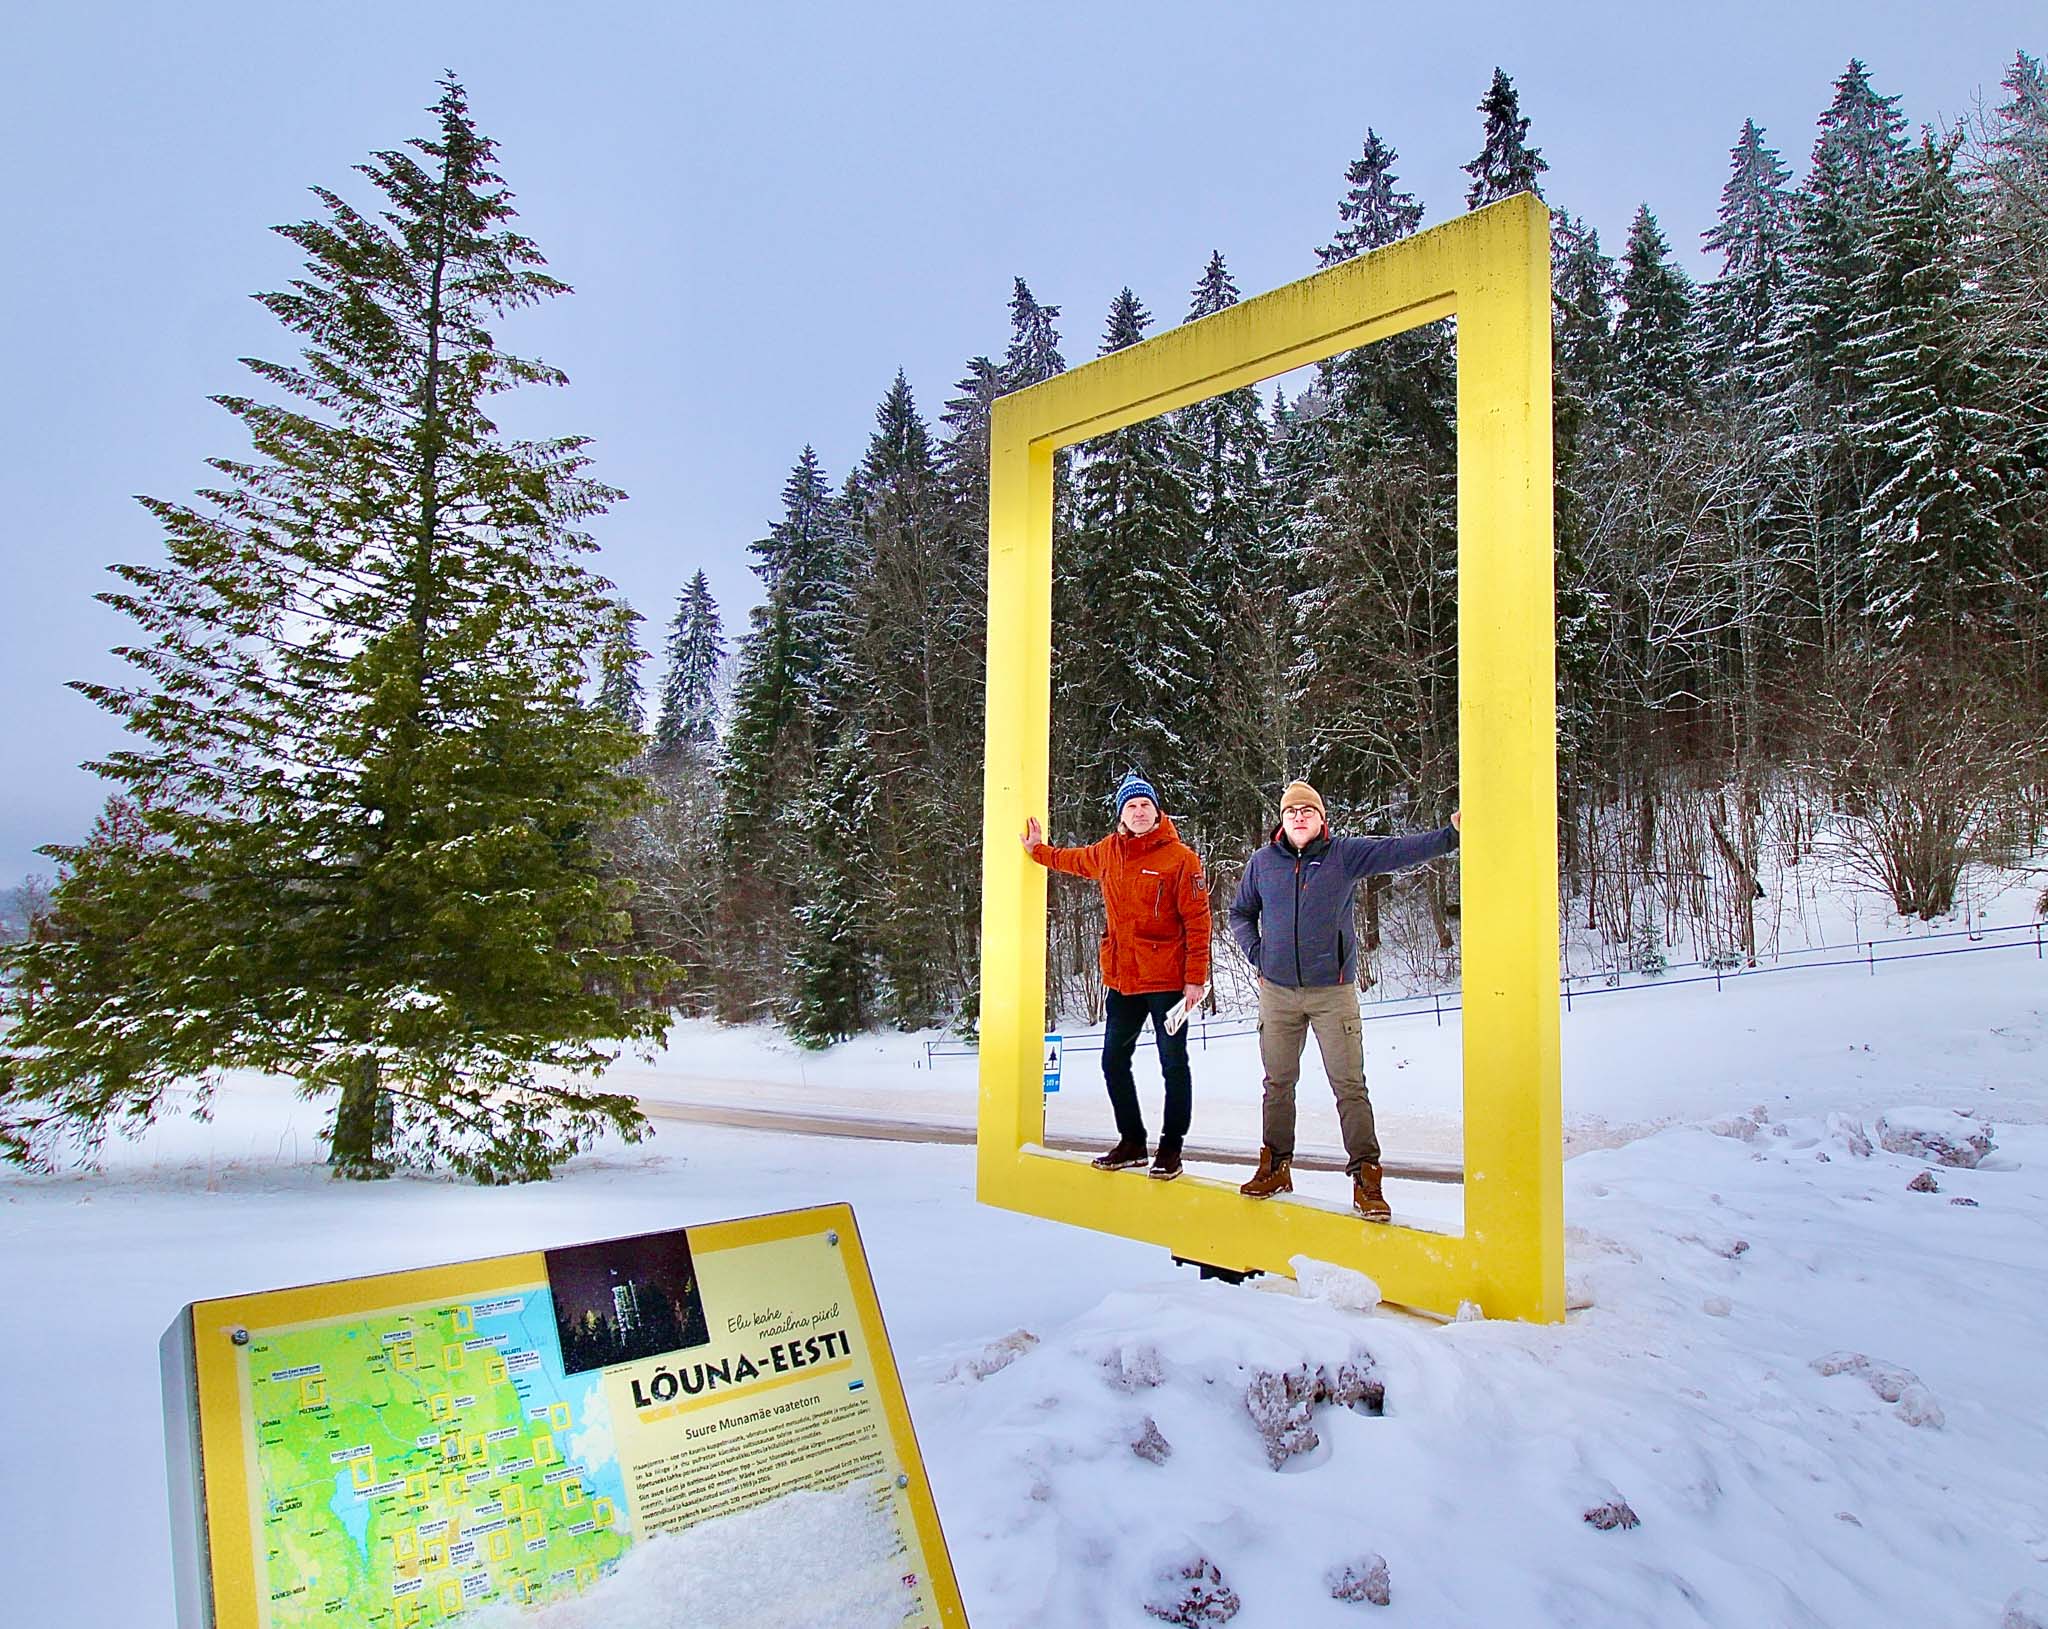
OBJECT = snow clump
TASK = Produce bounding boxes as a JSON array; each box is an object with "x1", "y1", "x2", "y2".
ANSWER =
[
  {"x1": 2003, "y1": 1587, "x2": 2048, "y2": 1629},
  {"x1": 1826, "y1": 1113, "x2": 1875, "y2": 1157},
  {"x1": 1876, "y1": 1108, "x2": 1994, "y2": 1168},
  {"x1": 1243, "y1": 1359, "x2": 1385, "y2": 1469},
  {"x1": 1810, "y1": 1351, "x2": 1945, "y2": 1428},
  {"x1": 943, "y1": 1327, "x2": 1038, "y2": 1382},
  {"x1": 1290, "y1": 1254, "x2": 1381, "y2": 1312},
  {"x1": 1130, "y1": 1415, "x2": 1172, "y2": 1465},
  {"x1": 1325, "y1": 1553, "x2": 1392, "y2": 1605},
  {"x1": 1583, "y1": 1495, "x2": 1642, "y2": 1531},
  {"x1": 1143, "y1": 1555, "x2": 1240, "y2": 1625},
  {"x1": 1100, "y1": 1341, "x2": 1165, "y2": 1391}
]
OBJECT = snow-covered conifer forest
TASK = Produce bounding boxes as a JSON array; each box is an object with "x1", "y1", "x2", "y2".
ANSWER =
[
  {"x1": 637, "y1": 55, "x2": 2048, "y2": 1053},
  {"x1": 3, "y1": 57, "x2": 2046, "y2": 1183}
]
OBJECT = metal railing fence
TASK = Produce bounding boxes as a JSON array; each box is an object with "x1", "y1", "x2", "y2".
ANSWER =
[{"x1": 922, "y1": 917, "x2": 2045, "y2": 1066}]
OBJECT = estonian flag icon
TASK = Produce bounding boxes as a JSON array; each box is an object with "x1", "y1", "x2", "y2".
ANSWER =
[{"x1": 848, "y1": 1379, "x2": 865, "y2": 1392}]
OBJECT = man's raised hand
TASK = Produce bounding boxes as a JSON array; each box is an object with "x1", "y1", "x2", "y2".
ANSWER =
[{"x1": 1020, "y1": 816, "x2": 1045, "y2": 850}]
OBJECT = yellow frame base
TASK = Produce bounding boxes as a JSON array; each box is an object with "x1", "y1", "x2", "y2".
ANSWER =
[{"x1": 976, "y1": 194, "x2": 1561, "y2": 1323}]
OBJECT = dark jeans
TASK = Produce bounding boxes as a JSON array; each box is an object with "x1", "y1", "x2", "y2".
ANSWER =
[{"x1": 1102, "y1": 988, "x2": 1192, "y2": 1148}]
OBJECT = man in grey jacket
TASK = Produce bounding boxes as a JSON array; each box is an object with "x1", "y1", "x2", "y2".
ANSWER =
[{"x1": 1227, "y1": 780, "x2": 1460, "y2": 1219}]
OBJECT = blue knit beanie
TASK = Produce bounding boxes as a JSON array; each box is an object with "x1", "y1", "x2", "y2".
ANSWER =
[{"x1": 1113, "y1": 772, "x2": 1159, "y2": 818}]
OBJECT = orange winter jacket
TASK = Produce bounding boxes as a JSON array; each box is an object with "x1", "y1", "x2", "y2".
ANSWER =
[{"x1": 1030, "y1": 815, "x2": 1212, "y2": 995}]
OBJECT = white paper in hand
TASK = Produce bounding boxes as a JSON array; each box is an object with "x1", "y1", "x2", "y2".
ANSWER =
[{"x1": 1164, "y1": 997, "x2": 1192, "y2": 1036}]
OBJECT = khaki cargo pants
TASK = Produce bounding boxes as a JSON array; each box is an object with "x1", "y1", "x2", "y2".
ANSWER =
[{"x1": 1257, "y1": 978, "x2": 1379, "y2": 1174}]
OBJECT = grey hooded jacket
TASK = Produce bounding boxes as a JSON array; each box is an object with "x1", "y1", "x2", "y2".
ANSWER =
[{"x1": 1228, "y1": 824, "x2": 1458, "y2": 988}]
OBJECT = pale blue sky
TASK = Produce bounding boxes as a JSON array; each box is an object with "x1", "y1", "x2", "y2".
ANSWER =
[{"x1": 2, "y1": 1, "x2": 2037, "y2": 881}]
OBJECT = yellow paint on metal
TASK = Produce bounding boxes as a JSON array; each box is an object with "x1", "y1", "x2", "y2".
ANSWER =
[{"x1": 978, "y1": 192, "x2": 1561, "y2": 1322}]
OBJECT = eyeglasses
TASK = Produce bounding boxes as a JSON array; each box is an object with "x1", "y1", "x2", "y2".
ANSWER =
[{"x1": 1282, "y1": 806, "x2": 1319, "y2": 817}]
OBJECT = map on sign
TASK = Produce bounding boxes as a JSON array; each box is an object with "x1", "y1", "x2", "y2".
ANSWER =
[{"x1": 246, "y1": 1286, "x2": 628, "y2": 1626}]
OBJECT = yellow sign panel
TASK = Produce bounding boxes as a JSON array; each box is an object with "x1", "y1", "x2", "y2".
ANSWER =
[
  {"x1": 977, "y1": 193, "x2": 1561, "y2": 1322},
  {"x1": 162, "y1": 1205, "x2": 967, "y2": 1625}
]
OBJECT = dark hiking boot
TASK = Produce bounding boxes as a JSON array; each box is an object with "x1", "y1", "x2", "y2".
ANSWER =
[
  {"x1": 1239, "y1": 1147, "x2": 1292, "y2": 1198},
  {"x1": 1148, "y1": 1139, "x2": 1183, "y2": 1181},
  {"x1": 1353, "y1": 1162, "x2": 1392, "y2": 1221},
  {"x1": 1091, "y1": 1137, "x2": 1150, "y2": 1171}
]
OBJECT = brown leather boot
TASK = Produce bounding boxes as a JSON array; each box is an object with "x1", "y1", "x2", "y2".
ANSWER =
[
  {"x1": 1091, "y1": 1136, "x2": 1149, "y2": 1170},
  {"x1": 1239, "y1": 1147, "x2": 1292, "y2": 1198},
  {"x1": 1352, "y1": 1162, "x2": 1392, "y2": 1221}
]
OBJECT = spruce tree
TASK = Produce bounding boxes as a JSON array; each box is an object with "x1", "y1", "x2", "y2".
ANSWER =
[
  {"x1": 1702, "y1": 121, "x2": 1796, "y2": 377},
  {"x1": 723, "y1": 446, "x2": 854, "y2": 823},
  {"x1": 1463, "y1": 68, "x2": 1549, "y2": 209},
  {"x1": 1062, "y1": 290, "x2": 1210, "y2": 827},
  {"x1": 1319, "y1": 130, "x2": 1425, "y2": 265},
  {"x1": 1291, "y1": 124, "x2": 1458, "y2": 820},
  {"x1": 1774, "y1": 61, "x2": 1909, "y2": 407},
  {"x1": 1848, "y1": 132, "x2": 2013, "y2": 639},
  {"x1": 1972, "y1": 52, "x2": 2048, "y2": 658},
  {"x1": 653, "y1": 570, "x2": 725, "y2": 760},
  {"x1": 938, "y1": 354, "x2": 1005, "y2": 514},
  {"x1": 1100, "y1": 286, "x2": 1150, "y2": 356},
  {"x1": 844, "y1": 371, "x2": 967, "y2": 1026},
  {"x1": 1553, "y1": 212, "x2": 1619, "y2": 415},
  {"x1": 783, "y1": 734, "x2": 879, "y2": 1045},
  {"x1": 1766, "y1": 60, "x2": 1912, "y2": 641},
  {"x1": 1613, "y1": 204, "x2": 1699, "y2": 421},
  {"x1": 717, "y1": 448, "x2": 857, "y2": 1015},
  {"x1": 1176, "y1": 253, "x2": 1274, "y2": 844},
  {"x1": 1549, "y1": 211, "x2": 1618, "y2": 772},
  {"x1": 2, "y1": 79, "x2": 668, "y2": 1181},
  {"x1": 596, "y1": 597, "x2": 648, "y2": 736},
  {"x1": 1313, "y1": 128, "x2": 1449, "y2": 460},
  {"x1": 1003, "y1": 278, "x2": 1067, "y2": 391},
  {"x1": 1983, "y1": 50, "x2": 2048, "y2": 178}
]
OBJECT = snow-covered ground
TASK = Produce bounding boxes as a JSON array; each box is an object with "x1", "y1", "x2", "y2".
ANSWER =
[{"x1": 3, "y1": 876, "x2": 2045, "y2": 1626}]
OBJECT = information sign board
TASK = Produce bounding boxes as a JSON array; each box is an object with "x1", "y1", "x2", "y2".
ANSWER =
[{"x1": 162, "y1": 1204, "x2": 966, "y2": 1627}]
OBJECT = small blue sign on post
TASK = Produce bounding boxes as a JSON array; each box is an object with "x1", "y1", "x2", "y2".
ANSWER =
[{"x1": 1042, "y1": 1034, "x2": 1063, "y2": 1094}]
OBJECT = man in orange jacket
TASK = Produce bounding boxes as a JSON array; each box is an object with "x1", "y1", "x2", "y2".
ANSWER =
[{"x1": 1021, "y1": 772, "x2": 1211, "y2": 1180}]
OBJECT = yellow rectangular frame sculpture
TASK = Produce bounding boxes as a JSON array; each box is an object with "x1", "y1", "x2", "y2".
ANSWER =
[{"x1": 977, "y1": 192, "x2": 1561, "y2": 1323}]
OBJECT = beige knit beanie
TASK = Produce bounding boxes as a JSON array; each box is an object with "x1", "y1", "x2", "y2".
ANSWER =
[{"x1": 1279, "y1": 780, "x2": 1325, "y2": 815}]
